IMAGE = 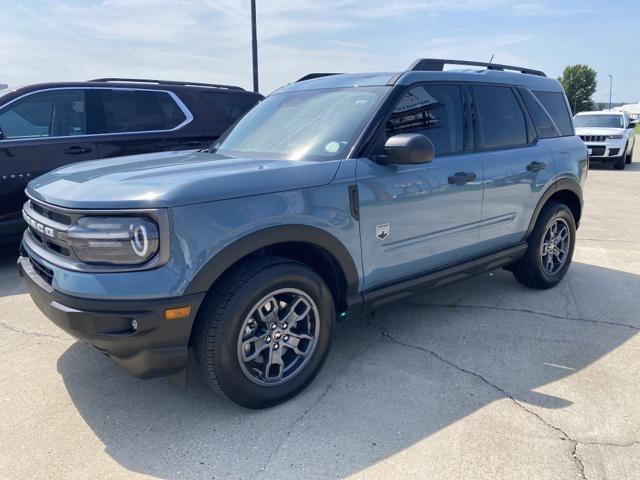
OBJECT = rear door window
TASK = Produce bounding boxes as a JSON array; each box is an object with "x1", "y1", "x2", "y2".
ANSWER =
[
  {"x1": 533, "y1": 91, "x2": 574, "y2": 136},
  {"x1": 95, "y1": 89, "x2": 187, "y2": 134},
  {"x1": 385, "y1": 83, "x2": 464, "y2": 156},
  {"x1": 0, "y1": 89, "x2": 87, "y2": 139},
  {"x1": 517, "y1": 87, "x2": 560, "y2": 139},
  {"x1": 473, "y1": 85, "x2": 527, "y2": 149}
]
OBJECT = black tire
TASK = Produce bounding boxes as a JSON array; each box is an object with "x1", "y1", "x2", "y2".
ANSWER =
[
  {"x1": 193, "y1": 256, "x2": 335, "y2": 409},
  {"x1": 512, "y1": 201, "x2": 576, "y2": 289},
  {"x1": 614, "y1": 154, "x2": 626, "y2": 170},
  {"x1": 626, "y1": 143, "x2": 634, "y2": 164}
]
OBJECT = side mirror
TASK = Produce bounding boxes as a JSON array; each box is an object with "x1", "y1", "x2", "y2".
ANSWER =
[
  {"x1": 629, "y1": 121, "x2": 637, "y2": 129},
  {"x1": 380, "y1": 133, "x2": 435, "y2": 165}
]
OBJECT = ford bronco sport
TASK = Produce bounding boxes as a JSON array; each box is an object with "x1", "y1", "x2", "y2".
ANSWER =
[{"x1": 18, "y1": 59, "x2": 587, "y2": 409}]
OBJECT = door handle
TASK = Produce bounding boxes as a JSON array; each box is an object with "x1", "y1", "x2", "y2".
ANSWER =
[
  {"x1": 448, "y1": 171, "x2": 477, "y2": 184},
  {"x1": 526, "y1": 161, "x2": 546, "y2": 172},
  {"x1": 63, "y1": 146, "x2": 91, "y2": 155}
]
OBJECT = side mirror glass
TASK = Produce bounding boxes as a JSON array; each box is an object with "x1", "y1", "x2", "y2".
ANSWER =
[
  {"x1": 380, "y1": 133, "x2": 435, "y2": 165},
  {"x1": 629, "y1": 122, "x2": 637, "y2": 129}
]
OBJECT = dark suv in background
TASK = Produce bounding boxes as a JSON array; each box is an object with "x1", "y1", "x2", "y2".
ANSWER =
[{"x1": 0, "y1": 78, "x2": 262, "y2": 241}]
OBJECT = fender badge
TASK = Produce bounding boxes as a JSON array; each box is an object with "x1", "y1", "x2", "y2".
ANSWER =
[{"x1": 376, "y1": 223, "x2": 390, "y2": 240}]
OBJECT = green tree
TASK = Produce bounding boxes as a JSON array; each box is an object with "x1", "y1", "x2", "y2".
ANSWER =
[{"x1": 558, "y1": 64, "x2": 598, "y2": 114}]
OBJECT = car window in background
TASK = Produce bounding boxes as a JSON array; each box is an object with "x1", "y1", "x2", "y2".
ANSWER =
[
  {"x1": 533, "y1": 91, "x2": 574, "y2": 136},
  {"x1": 385, "y1": 84, "x2": 464, "y2": 156},
  {"x1": 474, "y1": 85, "x2": 527, "y2": 149},
  {"x1": 95, "y1": 89, "x2": 186, "y2": 134},
  {"x1": 199, "y1": 92, "x2": 260, "y2": 122},
  {"x1": 518, "y1": 87, "x2": 560, "y2": 139},
  {"x1": 212, "y1": 87, "x2": 387, "y2": 161},
  {"x1": 573, "y1": 114, "x2": 624, "y2": 129},
  {"x1": 0, "y1": 89, "x2": 86, "y2": 139}
]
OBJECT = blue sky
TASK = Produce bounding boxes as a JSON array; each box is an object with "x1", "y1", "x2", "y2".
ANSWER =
[{"x1": 1, "y1": 0, "x2": 638, "y2": 103}]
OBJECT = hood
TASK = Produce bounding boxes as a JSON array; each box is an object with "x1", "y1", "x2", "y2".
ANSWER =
[
  {"x1": 574, "y1": 127, "x2": 624, "y2": 136},
  {"x1": 27, "y1": 150, "x2": 342, "y2": 209}
]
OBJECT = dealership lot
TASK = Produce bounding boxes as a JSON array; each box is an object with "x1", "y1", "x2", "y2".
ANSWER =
[{"x1": 1, "y1": 142, "x2": 639, "y2": 480}]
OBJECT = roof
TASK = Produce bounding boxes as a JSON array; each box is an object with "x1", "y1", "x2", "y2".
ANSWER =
[
  {"x1": 612, "y1": 103, "x2": 640, "y2": 114},
  {"x1": 575, "y1": 110, "x2": 625, "y2": 116},
  {"x1": 1, "y1": 80, "x2": 260, "y2": 105},
  {"x1": 277, "y1": 68, "x2": 563, "y2": 94}
]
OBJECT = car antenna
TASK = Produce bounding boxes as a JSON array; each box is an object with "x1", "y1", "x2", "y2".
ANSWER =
[{"x1": 489, "y1": 53, "x2": 495, "y2": 64}]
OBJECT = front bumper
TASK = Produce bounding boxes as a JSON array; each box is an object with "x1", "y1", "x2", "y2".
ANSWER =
[
  {"x1": 18, "y1": 254, "x2": 205, "y2": 379},
  {"x1": 584, "y1": 138, "x2": 626, "y2": 162}
]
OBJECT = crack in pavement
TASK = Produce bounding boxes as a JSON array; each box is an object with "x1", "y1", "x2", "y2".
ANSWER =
[
  {"x1": 370, "y1": 321, "x2": 588, "y2": 480},
  {"x1": 254, "y1": 338, "x2": 381, "y2": 479},
  {"x1": 408, "y1": 301, "x2": 640, "y2": 332},
  {"x1": 580, "y1": 440, "x2": 640, "y2": 448},
  {"x1": 576, "y1": 237, "x2": 638, "y2": 244},
  {"x1": 0, "y1": 320, "x2": 71, "y2": 340}
]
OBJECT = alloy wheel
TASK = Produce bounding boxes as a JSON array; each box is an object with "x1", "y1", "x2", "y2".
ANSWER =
[
  {"x1": 237, "y1": 288, "x2": 320, "y2": 386},
  {"x1": 541, "y1": 218, "x2": 570, "y2": 274}
]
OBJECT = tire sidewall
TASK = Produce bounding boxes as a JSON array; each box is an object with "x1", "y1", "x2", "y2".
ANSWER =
[
  {"x1": 209, "y1": 263, "x2": 334, "y2": 408},
  {"x1": 530, "y1": 204, "x2": 576, "y2": 287}
]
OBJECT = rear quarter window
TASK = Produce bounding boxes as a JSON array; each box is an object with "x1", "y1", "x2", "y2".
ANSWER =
[
  {"x1": 533, "y1": 91, "x2": 574, "y2": 136},
  {"x1": 198, "y1": 92, "x2": 261, "y2": 122},
  {"x1": 517, "y1": 87, "x2": 560, "y2": 139}
]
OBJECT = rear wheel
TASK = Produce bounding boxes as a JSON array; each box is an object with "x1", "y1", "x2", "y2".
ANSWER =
[
  {"x1": 193, "y1": 257, "x2": 335, "y2": 409},
  {"x1": 512, "y1": 202, "x2": 576, "y2": 289}
]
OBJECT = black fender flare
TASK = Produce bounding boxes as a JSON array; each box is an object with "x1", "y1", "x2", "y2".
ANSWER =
[
  {"x1": 183, "y1": 224, "x2": 361, "y2": 303},
  {"x1": 525, "y1": 177, "x2": 583, "y2": 238}
]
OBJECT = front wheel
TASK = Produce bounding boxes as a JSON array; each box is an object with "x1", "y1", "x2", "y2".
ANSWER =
[
  {"x1": 193, "y1": 257, "x2": 335, "y2": 409},
  {"x1": 626, "y1": 143, "x2": 634, "y2": 164},
  {"x1": 512, "y1": 202, "x2": 576, "y2": 289}
]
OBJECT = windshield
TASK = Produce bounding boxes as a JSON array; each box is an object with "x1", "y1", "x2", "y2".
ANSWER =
[
  {"x1": 211, "y1": 86, "x2": 388, "y2": 161},
  {"x1": 574, "y1": 114, "x2": 624, "y2": 128}
]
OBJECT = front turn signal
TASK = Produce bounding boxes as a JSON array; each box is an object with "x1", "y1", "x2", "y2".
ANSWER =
[{"x1": 164, "y1": 306, "x2": 192, "y2": 320}]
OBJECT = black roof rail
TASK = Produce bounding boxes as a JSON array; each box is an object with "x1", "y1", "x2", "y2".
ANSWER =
[
  {"x1": 408, "y1": 59, "x2": 546, "y2": 77},
  {"x1": 296, "y1": 73, "x2": 342, "y2": 82},
  {"x1": 89, "y1": 78, "x2": 245, "y2": 90}
]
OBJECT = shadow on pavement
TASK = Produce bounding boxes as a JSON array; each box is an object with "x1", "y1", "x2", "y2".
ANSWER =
[
  {"x1": 0, "y1": 241, "x2": 25, "y2": 297},
  {"x1": 55, "y1": 260, "x2": 640, "y2": 479}
]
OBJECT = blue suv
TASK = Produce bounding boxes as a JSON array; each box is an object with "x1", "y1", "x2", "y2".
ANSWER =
[{"x1": 18, "y1": 59, "x2": 587, "y2": 408}]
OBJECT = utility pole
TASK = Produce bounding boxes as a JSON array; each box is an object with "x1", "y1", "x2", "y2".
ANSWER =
[
  {"x1": 608, "y1": 74, "x2": 613, "y2": 111},
  {"x1": 250, "y1": 0, "x2": 259, "y2": 93}
]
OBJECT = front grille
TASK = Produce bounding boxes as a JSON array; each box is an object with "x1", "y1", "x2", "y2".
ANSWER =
[
  {"x1": 30, "y1": 202, "x2": 72, "y2": 225},
  {"x1": 24, "y1": 199, "x2": 74, "y2": 258},
  {"x1": 28, "y1": 227, "x2": 71, "y2": 256},
  {"x1": 588, "y1": 146, "x2": 606, "y2": 156},
  {"x1": 580, "y1": 135, "x2": 606, "y2": 142},
  {"x1": 29, "y1": 257, "x2": 54, "y2": 285}
]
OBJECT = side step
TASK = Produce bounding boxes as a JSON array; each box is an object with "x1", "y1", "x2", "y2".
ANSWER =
[{"x1": 360, "y1": 243, "x2": 527, "y2": 312}]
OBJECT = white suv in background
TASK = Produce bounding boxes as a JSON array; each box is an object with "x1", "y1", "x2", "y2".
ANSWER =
[{"x1": 574, "y1": 111, "x2": 637, "y2": 170}]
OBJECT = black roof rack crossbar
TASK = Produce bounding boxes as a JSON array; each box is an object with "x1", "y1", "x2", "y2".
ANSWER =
[
  {"x1": 408, "y1": 59, "x2": 546, "y2": 77},
  {"x1": 296, "y1": 73, "x2": 342, "y2": 82},
  {"x1": 89, "y1": 78, "x2": 245, "y2": 90}
]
